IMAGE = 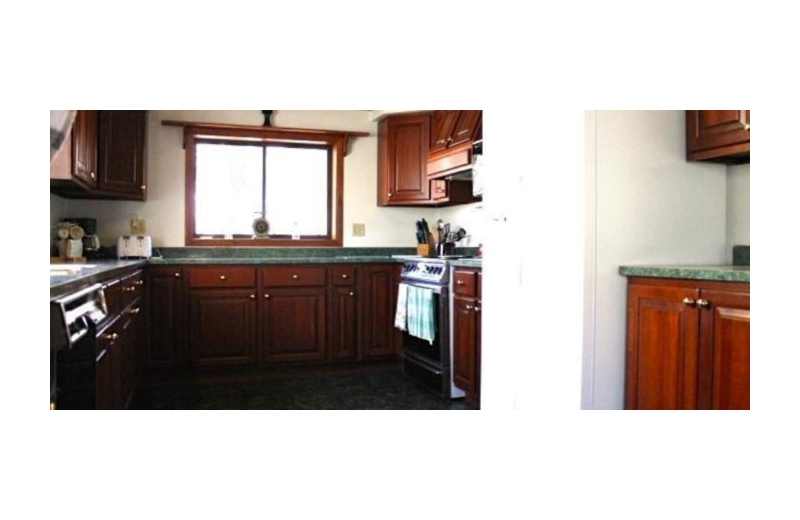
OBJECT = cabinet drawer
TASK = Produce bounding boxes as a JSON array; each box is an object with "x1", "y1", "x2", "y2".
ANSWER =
[
  {"x1": 120, "y1": 270, "x2": 144, "y2": 308},
  {"x1": 453, "y1": 269, "x2": 477, "y2": 297},
  {"x1": 332, "y1": 266, "x2": 355, "y2": 286},
  {"x1": 187, "y1": 267, "x2": 256, "y2": 288},
  {"x1": 262, "y1": 266, "x2": 327, "y2": 287}
]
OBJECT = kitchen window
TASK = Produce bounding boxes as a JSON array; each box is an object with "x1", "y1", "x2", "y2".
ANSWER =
[{"x1": 184, "y1": 125, "x2": 345, "y2": 246}]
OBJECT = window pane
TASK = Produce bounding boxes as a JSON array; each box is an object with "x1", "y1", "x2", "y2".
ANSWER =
[
  {"x1": 265, "y1": 146, "x2": 329, "y2": 236},
  {"x1": 195, "y1": 142, "x2": 263, "y2": 236}
]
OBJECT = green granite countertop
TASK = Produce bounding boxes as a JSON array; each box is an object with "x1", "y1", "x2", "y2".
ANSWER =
[
  {"x1": 450, "y1": 258, "x2": 482, "y2": 268},
  {"x1": 148, "y1": 256, "x2": 401, "y2": 265},
  {"x1": 619, "y1": 265, "x2": 749, "y2": 283}
]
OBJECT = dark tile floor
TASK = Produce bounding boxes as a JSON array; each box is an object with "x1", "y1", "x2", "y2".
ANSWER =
[{"x1": 131, "y1": 362, "x2": 475, "y2": 410}]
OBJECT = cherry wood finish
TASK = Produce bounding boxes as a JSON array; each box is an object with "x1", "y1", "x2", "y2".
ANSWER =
[
  {"x1": 98, "y1": 110, "x2": 147, "y2": 199},
  {"x1": 187, "y1": 266, "x2": 256, "y2": 288},
  {"x1": 449, "y1": 111, "x2": 482, "y2": 148},
  {"x1": 686, "y1": 110, "x2": 750, "y2": 163},
  {"x1": 329, "y1": 285, "x2": 358, "y2": 360},
  {"x1": 332, "y1": 266, "x2": 355, "y2": 286},
  {"x1": 184, "y1": 126, "x2": 346, "y2": 247},
  {"x1": 260, "y1": 287, "x2": 327, "y2": 362},
  {"x1": 378, "y1": 114, "x2": 431, "y2": 205},
  {"x1": 699, "y1": 289, "x2": 750, "y2": 410},
  {"x1": 430, "y1": 110, "x2": 462, "y2": 154},
  {"x1": 452, "y1": 267, "x2": 482, "y2": 405},
  {"x1": 261, "y1": 266, "x2": 327, "y2": 287},
  {"x1": 72, "y1": 110, "x2": 99, "y2": 188},
  {"x1": 453, "y1": 269, "x2": 478, "y2": 297},
  {"x1": 431, "y1": 179, "x2": 480, "y2": 205},
  {"x1": 625, "y1": 277, "x2": 750, "y2": 410},
  {"x1": 147, "y1": 267, "x2": 185, "y2": 367},
  {"x1": 188, "y1": 289, "x2": 256, "y2": 366},
  {"x1": 361, "y1": 264, "x2": 401, "y2": 358}
]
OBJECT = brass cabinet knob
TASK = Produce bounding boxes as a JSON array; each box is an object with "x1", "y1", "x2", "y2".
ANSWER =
[
  {"x1": 696, "y1": 299, "x2": 710, "y2": 309},
  {"x1": 349, "y1": 291, "x2": 355, "y2": 297},
  {"x1": 292, "y1": 274, "x2": 300, "y2": 280},
  {"x1": 129, "y1": 307, "x2": 141, "y2": 314},
  {"x1": 103, "y1": 332, "x2": 119, "y2": 341},
  {"x1": 140, "y1": 185, "x2": 146, "y2": 190},
  {"x1": 219, "y1": 275, "x2": 227, "y2": 281},
  {"x1": 134, "y1": 280, "x2": 144, "y2": 286},
  {"x1": 465, "y1": 304, "x2": 474, "y2": 311},
  {"x1": 456, "y1": 280, "x2": 466, "y2": 285},
  {"x1": 388, "y1": 192, "x2": 392, "y2": 197},
  {"x1": 341, "y1": 274, "x2": 349, "y2": 279},
  {"x1": 682, "y1": 297, "x2": 696, "y2": 307},
  {"x1": 50, "y1": 402, "x2": 56, "y2": 410},
  {"x1": 250, "y1": 294, "x2": 256, "y2": 299},
  {"x1": 264, "y1": 294, "x2": 270, "y2": 299},
  {"x1": 90, "y1": 171, "x2": 96, "y2": 179},
  {"x1": 474, "y1": 306, "x2": 481, "y2": 313},
  {"x1": 743, "y1": 123, "x2": 750, "y2": 131},
  {"x1": 174, "y1": 272, "x2": 181, "y2": 278}
]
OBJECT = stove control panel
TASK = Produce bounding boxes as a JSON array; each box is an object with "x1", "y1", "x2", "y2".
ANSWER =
[{"x1": 400, "y1": 261, "x2": 449, "y2": 284}]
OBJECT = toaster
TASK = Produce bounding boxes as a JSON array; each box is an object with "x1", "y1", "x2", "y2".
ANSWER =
[{"x1": 117, "y1": 235, "x2": 153, "y2": 259}]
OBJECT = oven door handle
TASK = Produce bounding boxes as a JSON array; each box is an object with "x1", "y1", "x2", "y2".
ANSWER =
[{"x1": 400, "y1": 281, "x2": 443, "y2": 294}]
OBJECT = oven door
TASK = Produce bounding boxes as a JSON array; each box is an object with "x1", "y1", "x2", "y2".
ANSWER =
[{"x1": 400, "y1": 279, "x2": 453, "y2": 398}]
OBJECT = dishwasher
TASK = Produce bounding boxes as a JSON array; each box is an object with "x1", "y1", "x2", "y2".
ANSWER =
[{"x1": 50, "y1": 283, "x2": 108, "y2": 409}]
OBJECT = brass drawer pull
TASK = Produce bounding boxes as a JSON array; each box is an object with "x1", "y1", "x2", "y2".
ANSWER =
[
  {"x1": 456, "y1": 280, "x2": 466, "y2": 285},
  {"x1": 129, "y1": 307, "x2": 141, "y2": 314},
  {"x1": 349, "y1": 291, "x2": 355, "y2": 297},
  {"x1": 264, "y1": 294, "x2": 270, "y2": 299},
  {"x1": 219, "y1": 275, "x2": 227, "y2": 281},
  {"x1": 341, "y1": 274, "x2": 349, "y2": 279},
  {"x1": 292, "y1": 274, "x2": 300, "y2": 280},
  {"x1": 696, "y1": 299, "x2": 710, "y2": 309},
  {"x1": 682, "y1": 297, "x2": 696, "y2": 307},
  {"x1": 250, "y1": 294, "x2": 256, "y2": 299},
  {"x1": 174, "y1": 272, "x2": 181, "y2": 278}
]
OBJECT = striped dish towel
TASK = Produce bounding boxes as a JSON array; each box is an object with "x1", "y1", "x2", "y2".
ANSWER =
[
  {"x1": 406, "y1": 285, "x2": 436, "y2": 344},
  {"x1": 394, "y1": 283, "x2": 408, "y2": 331}
]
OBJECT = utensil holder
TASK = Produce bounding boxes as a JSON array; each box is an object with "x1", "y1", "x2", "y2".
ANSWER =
[{"x1": 436, "y1": 242, "x2": 455, "y2": 257}]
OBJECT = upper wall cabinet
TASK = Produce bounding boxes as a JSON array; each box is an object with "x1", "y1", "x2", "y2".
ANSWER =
[
  {"x1": 378, "y1": 111, "x2": 481, "y2": 207},
  {"x1": 51, "y1": 110, "x2": 148, "y2": 200},
  {"x1": 427, "y1": 110, "x2": 482, "y2": 179},
  {"x1": 686, "y1": 110, "x2": 749, "y2": 164}
]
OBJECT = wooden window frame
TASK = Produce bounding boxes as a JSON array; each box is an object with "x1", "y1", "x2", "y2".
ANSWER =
[{"x1": 185, "y1": 126, "x2": 345, "y2": 247}]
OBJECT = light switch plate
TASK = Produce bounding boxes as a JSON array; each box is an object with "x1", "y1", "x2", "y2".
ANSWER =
[{"x1": 352, "y1": 223, "x2": 366, "y2": 237}]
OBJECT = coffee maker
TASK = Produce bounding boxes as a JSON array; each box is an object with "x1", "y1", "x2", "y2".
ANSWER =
[{"x1": 63, "y1": 218, "x2": 101, "y2": 257}]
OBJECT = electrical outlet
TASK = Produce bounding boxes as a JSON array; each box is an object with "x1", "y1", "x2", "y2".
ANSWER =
[
  {"x1": 130, "y1": 218, "x2": 147, "y2": 235},
  {"x1": 352, "y1": 223, "x2": 366, "y2": 237}
]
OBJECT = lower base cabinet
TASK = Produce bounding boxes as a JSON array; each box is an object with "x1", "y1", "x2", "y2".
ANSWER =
[
  {"x1": 330, "y1": 285, "x2": 358, "y2": 360},
  {"x1": 261, "y1": 287, "x2": 327, "y2": 362},
  {"x1": 625, "y1": 277, "x2": 750, "y2": 410},
  {"x1": 188, "y1": 289, "x2": 256, "y2": 366},
  {"x1": 452, "y1": 269, "x2": 482, "y2": 405},
  {"x1": 361, "y1": 265, "x2": 402, "y2": 359},
  {"x1": 96, "y1": 297, "x2": 143, "y2": 410}
]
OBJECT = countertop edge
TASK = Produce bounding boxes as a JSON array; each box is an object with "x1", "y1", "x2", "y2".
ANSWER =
[{"x1": 619, "y1": 265, "x2": 750, "y2": 283}]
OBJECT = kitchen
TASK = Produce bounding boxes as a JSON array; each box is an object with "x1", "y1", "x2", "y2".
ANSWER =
[{"x1": 50, "y1": 110, "x2": 749, "y2": 410}]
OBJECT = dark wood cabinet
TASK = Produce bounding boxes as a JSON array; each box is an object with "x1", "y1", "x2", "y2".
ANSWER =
[
  {"x1": 98, "y1": 110, "x2": 147, "y2": 199},
  {"x1": 51, "y1": 110, "x2": 148, "y2": 199},
  {"x1": 73, "y1": 110, "x2": 99, "y2": 188},
  {"x1": 188, "y1": 289, "x2": 256, "y2": 366},
  {"x1": 686, "y1": 110, "x2": 750, "y2": 163},
  {"x1": 430, "y1": 110, "x2": 461, "y2": 154},
  {"x1": 330, "y1": 285, "x2": 358, "y2": 360},
  {"x1": 361, "y1": 264, "x2": 401, "y2": 359},
  {"x1": 378, "y1": 113, "x2": 431, "y2": 205},
  {"x1": 452, "y1": 267, "x2": 482, "y2": 405},
  {"x1": 147, "y1": 267, "x2": 184, "y2": 367},
  {"x1": 449, "y1": 111, "x2": 482, "y2": 148},
  {"x1": 261, "y1": 287, "x2": 327, "y2": 362},
  {"x1": 427, "y1": 110, "x2": 482, "y2": 180},
  {"x1": 625, "y1": 277, "x2": 749, "y2": 410}
]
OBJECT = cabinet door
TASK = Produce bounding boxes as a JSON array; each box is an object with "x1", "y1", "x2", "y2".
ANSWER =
[
  {"x1": 330, "y1": 285, "x2": 358, "y2": 360},
  {"x1": 380, "y1": 114, "x2": 431, "y2": 204},
  {"x1": 98, "y1": 110, "x2": 147, "y2": 199},
  {"x1": 625, "y1": 284, "x2": 701, "y2": 410},
  {"x1": 72, "y1": 110, "x2": 98, "y2": 187},
  {"x1": 430, "y1": 110, "x2": 461, "y2": 154},
  {"x1": 449, "y1": 110, "x2": 482, "y2": 148},
  {"x1": 362, "y1": 265, "x2": 399, "y2": 359},
  {"x1": 189, "y1": 289, "x2": 256, "y2": 366},
  {"x1": 698, "y1": 289, "x2": 750, "y2": 410},
  {"x1": 95, "y1": 347, "x2": 112, "y2": 410},
  {"x1": 261, "y1": 287, "x2": 327, "y2": 362},
  {"x1": 686, "y1": 110, "x2": 750, "y2": 158},
  {"x1": 147, "y1": 268, "x2": 184, "y2": 367},
  {"x1": 453, "y1": 295, "x2": 479, "y2": 395}
]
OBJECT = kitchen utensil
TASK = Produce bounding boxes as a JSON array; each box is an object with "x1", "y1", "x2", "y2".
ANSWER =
[
  {"x1": 455, "y1": 227, "x2": 467, "y2": 242},
  {"x1": 420, "y1": 218, "x2": 431, "y2": 243}
]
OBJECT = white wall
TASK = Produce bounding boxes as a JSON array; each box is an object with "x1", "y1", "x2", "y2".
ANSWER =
[
  {"x1": 64, "y1": 110, "x2": 482, "y2": 248},
  {"x1": 726, "y1": 163, "x2": 750, "y2": 262},
  {"x1": 583, "y1": 110, "x2": 728, "y2": 410}
]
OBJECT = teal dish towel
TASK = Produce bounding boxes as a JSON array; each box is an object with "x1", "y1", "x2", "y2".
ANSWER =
[{"x1": 406, "y1": 285, "x2": 436, "y2": 344}]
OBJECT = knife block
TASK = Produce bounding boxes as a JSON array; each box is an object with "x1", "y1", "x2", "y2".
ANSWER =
[{"x1": 417, "y1": 237, "x2": 435, "y2": 257}]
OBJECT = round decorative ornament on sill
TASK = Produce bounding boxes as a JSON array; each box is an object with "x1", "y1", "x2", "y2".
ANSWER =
[{"x1": 252, "y1": 217, "x2": 269, "y2": 238}]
